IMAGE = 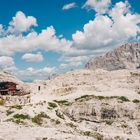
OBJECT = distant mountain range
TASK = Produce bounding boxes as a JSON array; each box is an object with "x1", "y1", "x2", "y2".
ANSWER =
[{"x1": 86, "y1": 42, "x2": 140, "y2": 71}]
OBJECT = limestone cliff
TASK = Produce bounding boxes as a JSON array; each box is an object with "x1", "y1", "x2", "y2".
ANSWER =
[{"x1": 86, "y1": 42, "x2": 140, "y2": 71}]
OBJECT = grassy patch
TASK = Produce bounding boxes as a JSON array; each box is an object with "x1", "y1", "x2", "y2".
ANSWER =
[
  {"x1": 117, "y1": 96, "x2": 130, "y2": 102},
  {"x1": 0, "y1": 99, "x2": 5, "y2": 105},
  {"x1": 75, "y1": 95, "x2": 118, "y2": 102},
  {"x1": 7, "y1": 118, "x2": 25, "y2": 124},
  {"x1": 48, "y1": 102, "x2": 57, "y2": 108},
  {"x1": 32, "y1": 115, "x2": 43, "y2": 125},
  {"x1": 13, "y1": 114, "x2": 30, "y2": 120},
  {"x1": 133, "y1": 99, "x2": 140, "y2": 103},
  {"x1": 75, "y1": 95, "x2": 94, "y2": 102},
  {"x1": 75, "y1": 95, "x2": 131, "y2": 104},
  {"x1": 32, "y1": 112, "x2": 50, "y2": 125},
  {"x1": 38, "y1": 112, "x2": 50, "y2": 119},
  {"x1": 54, "y1": 100, "x2": 72, "y2": 106},
  {"x1": 13, "y1": 119, "x2": 25, "y2": 124},
  {"x1": 11, "y1": 113, "x2": 30, "y2": 125}
]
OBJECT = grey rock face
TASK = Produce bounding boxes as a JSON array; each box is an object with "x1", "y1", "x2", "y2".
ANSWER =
[
  {"x1": 86, "y1": 42, "x2": 140, "y2": 71},
  {"x1": 63, "y1": 100, "x2": 140, "y2": 123}
]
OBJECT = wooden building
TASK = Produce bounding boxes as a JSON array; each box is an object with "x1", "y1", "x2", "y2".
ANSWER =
[{"x1": 0, "y1": 82, "x2": 17, "y2": 95}]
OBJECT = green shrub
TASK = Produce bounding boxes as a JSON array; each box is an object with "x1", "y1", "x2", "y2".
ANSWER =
[
  {"x1": 133, "y1": 99, "x2": 140, "y2": 103},
  {"x1": 75, "y1": 95, "x2": 118, "y2": 102},
  {"x1": 32, "y1": 115, "x2": 43, "y2": 125},
  {"x1": 32, "y1": 112, "x2": 50, "y2": 125},
  {"x1": 38, "y1": 112, "x2": 50, "y2": 119},
  {"x1": 55, "y1": 119, "x2": 60, "y2": 125},
  {"x1": 7, "y1": 118, "x2": 24, "y2": 124},
  {"x1": 12, "y1": 114, "x2": 30, "y2": 125},
  {"x1": 75, "y1": 95, "x2": 94, "y2": 102},
  {"x1": 54, "y1": 100, "x2": 72, "y2": 106},
  {"x1": 96, "y1": 96, "x2": 106, "y2": 100},
  {"x1": 14, "y1": 119, "x2": 25, "y2": 124},
  {"x1": 13, "y1": 114, "x2": 30, "y2": 120},
  {"x1": 48, "y1": 102, "x2": 57, "y2": 108},
  {"x1": 118, "y1": 96, "x2": 130, "y2": 102}
]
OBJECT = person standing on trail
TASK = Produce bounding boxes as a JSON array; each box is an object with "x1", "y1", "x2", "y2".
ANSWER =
[{"x1": 38, "y1": 86, "x2": 41, "y2": 91}]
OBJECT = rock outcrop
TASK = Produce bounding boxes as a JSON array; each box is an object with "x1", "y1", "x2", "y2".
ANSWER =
[{"x1": 86, "y1": 42, "x2": 140, "y2": 71}]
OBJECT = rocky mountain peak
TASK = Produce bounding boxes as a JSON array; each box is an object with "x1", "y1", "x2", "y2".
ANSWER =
[{"x1": 86, "y1": 42, "x2": 140, "y2": 71}]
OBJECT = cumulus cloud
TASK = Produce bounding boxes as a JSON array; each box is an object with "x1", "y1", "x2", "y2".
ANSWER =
[
  {"x1": 83, "y1": 0, "x2": 111, "y2": 14},
  {"x1": 16, "y1": 66, "x2": 56, "y2": 81},
  {"x1": 73, "y1": 1, "x2": 140, "y2": 51},
  {"x1": 62, "y1": 2, "x2": 77, "y2": 10},
  {"x1": 59, "y1": 55, "x2": 89, "y2": 69},
  {"x1": 8, "y1": 11, "x2": 37, "y2": 33},
  {"x1": 0, "y1": 26, "x2": 72, "y2": 56},
  {"x1": 22, "y1": 52, "x2": 44, "y2": 62}
]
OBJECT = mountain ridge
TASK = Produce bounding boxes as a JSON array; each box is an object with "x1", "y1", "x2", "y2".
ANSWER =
[{"x1": 86, "y1": 42, "x2": 140, "y2": 71}]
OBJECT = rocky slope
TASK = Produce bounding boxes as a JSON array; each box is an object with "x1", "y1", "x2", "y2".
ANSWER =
[
  {"x1": 0, "y1": 69, "x2": 140, "y2": 140},
  {"x1": 86, "y1": 42, "x2": 140, "y2": 71}
]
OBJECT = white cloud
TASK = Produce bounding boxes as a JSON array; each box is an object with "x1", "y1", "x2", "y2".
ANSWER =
[
  {"x1": 0, "y1": 26, "x2": 72, "y2": 56},
  {"x1": 83, "y1": 0, "x2": 111, "y2": 14},
  {"x1": 16, "y1": 66, "x2": 56, "y2": 81},
  {"x1": 59, "y1": 56, "x2": 89, "y2": 69},
  {"x1": 8, "y1": 11, "x2": 37, "y2": 33},
  {"x1": 62, "y1": 2, "x2": 77, "y2": 10},
  {"x1": 0, "y1": 56, "x2": 15, "y2": 69},
  {"x1": 60, "y1": 62, "x2": 82, "y2": 68},
  {"x1": 22, "y1": 52, "x2": 44, "y2": 62},
  {"x1": 73, "y1": 1, "x2": 140, "y2": 51},
  {"x1": 25, "y1": 67, "x2": 55, "y2": 76}
]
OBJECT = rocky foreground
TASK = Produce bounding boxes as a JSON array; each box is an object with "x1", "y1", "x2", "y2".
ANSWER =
[{"x1": 0, "y1": 69, "x2": 140, "y2": 140}]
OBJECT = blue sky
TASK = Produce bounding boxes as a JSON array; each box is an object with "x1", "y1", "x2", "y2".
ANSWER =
[{"x1": 0, "y1": 0, "x2": 139, "y2": 81}]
